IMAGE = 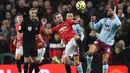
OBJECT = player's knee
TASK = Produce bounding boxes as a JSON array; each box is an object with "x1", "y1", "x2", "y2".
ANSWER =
[
  {"x1": 24, "y1": 57, "x2": 30, "y2": 63},
  {"x1": 87, "y1": 51, "x2": 94, "y2": 56},
  {"x1": 87, "y1": 45, "x2": 97, "y2": 56},
  {"x1": 15, "y1": 55, "x2": 21, "y2": 60},
  {"x1": 64, "y1": 56, "x2": 71, "y2": 65},
  {"x1": 102, "y1": 59, "x2": 108, "y2": 65}
]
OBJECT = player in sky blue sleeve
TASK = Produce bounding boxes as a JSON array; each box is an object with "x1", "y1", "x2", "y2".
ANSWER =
[{"x1": 86, "y1": 6, "x2": 121, "y2": 73}]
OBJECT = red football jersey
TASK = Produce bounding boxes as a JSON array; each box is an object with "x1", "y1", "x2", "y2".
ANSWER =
[
  {"x1": 37, "y1": 26, "x2": 51, "y2": 49},
  {"x1": 15, "y1": 24, "x2": 23, "y2": 46},
  {"x1": 51, "y1": 19, "x2": 76, "y2": 44}
]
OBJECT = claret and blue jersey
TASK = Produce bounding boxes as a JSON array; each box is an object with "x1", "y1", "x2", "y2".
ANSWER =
[{"x1": 91, "y1": 13, "x2": 121, "y2": 46}]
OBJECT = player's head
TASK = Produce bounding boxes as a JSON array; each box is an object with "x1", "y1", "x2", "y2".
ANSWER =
[
  {"x1": 74, "y1": 14, "x2": 80, "y2": 20},
  {"x1": 107, "y1": 5, "x2": 114, "y2": 17},
  {"x1": 66, "y1": 12, "x2": 74, "y2": 20},
  {"x1": 29, "y1": 8, "x2": 37, "y2": 18},
  {"x1": 53, "y1": 13, "x2": 63, "y2": 24},
  {"x1": 16, "y1": 13, "x2": 23, "y2": 23}
]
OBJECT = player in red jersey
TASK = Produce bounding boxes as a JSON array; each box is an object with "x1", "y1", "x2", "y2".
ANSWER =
[
  {"x1": 14, "y1": 13, "x2": 23, "y2": 73},
  {"x1": 45, "y1": 13, "x2": 83, "y2": 73},
  {"x1": 66, "y1": 12, "x2": 84, "y2": 73}
]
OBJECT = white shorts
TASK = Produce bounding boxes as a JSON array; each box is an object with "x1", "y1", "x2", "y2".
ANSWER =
[
  {"x1": 37, "y1": 48, "x2": 46, "y2": 61},
  {"x1": 64, "y1": 38, "x2": 77, "y2": 57},
  {"x1": 15, "y1": 46, "x2": 23, "y2": 55}
]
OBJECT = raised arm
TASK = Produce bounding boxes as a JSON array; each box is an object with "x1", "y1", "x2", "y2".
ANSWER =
[
  {"x1": 113, "y1": 6, "x2": 121, "y2": 26},
  {"x1": 90, "y1": 16, "x2": 103, "y2": 30}
]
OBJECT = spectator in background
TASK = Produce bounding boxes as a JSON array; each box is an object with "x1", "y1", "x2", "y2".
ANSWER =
[
  {"x1": 86, "y1": 1, "x2": 97, "y2": 17},
  {"x1": 44, "y1": 1, "x2": 53, "y2": 23},
  {"x1": 115, "y1": 40, "x2": 125, "y2": 54},
  {"x1": 121, "y1": 16, "x2": 130, "y2": 47},
  {"x1": 5, "y1": 4, "x2": 12, "y2": 12},
  {"x1": 8, "y1": 0, "x2": 16, "y2": 7},
  {"x1": 125, "y1": 5, "x2": 130, "y2": 18},
  {"x1": 16, "y1": 0, "x2": 29, "y2": 17},
  {"x1": 45, "y1": 7, "x2": 53, "y2": 23},
  {"x1": 44, "y1": 0, "x2": 51, "y2": 9},
  {"x1": 57, "y1": 4, "x2": 63, "y2": 13},
  {"x1": 0, "y1": 32, "x2": 10, "y2": 54},
  {"x1": 62, "y1": 5, "x2": 70, "y2": 19},
  {"x1": 32, "y1": 1, "x2": 38, "y2": 8},
  {"x1": 0, "y1": 4, "x2": 5, "y2": 22},
  {"x1": 9, "y1": 31, "x2": 16, "y2": 54},
  {"x1": 70, "y1": 0, "x2": 78, "y2": 14},
  {"x1": 2, "y1": 20, "x2": 10, "y2": 30},
  {"x1": 117, "y1": 8, "x2": 126, "y2": 23},
  {"x1": 37, "y1": 0, "x2": 45, "y2": 19},
  {"x1": 0, "y1": 20, "x2": 9, "y2": 41},
  {"x1": 11, "y1": 7, "x2": 17, "y2": 19},
  {"x1": 6, "y1": 11, "x2": 15, "y2": 27},
  {"x1": 97, "y1": 2, "x2": 106, "y2": 20}
]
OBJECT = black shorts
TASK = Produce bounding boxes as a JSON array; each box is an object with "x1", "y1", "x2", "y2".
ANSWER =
[{"x1": 23, "y1": 41, "x2": 37, "y2": 57}]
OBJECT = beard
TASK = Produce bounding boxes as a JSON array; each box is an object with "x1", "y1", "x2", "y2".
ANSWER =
[
  {"x1": 107, "y1": 14, "x2": 113, "y2": 18},
  {"x1": 56, "y1": 20, "x2": 63, "y2": 24}
]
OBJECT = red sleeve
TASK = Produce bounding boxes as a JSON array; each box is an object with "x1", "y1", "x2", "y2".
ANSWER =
[
  {"x1": 40, "y1": 26, "x2": 43, "y2": 34},
  {"x1": 15, "y1": 24, "x2": 20, "y2": 31},
  {"x1": 51, "y1": 25, "x2": 60, "y2": 33},
  {"x1": 66, "y1": 19, "x2": 75, "y2": 26}
]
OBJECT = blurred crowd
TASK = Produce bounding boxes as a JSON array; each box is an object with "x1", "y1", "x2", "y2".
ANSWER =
[{"x1": 0, "y1": 0, "x2": 130, "y2": 70}]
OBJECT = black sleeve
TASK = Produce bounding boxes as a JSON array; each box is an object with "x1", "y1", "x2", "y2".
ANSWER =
[{"x1": 36, "y1": 21, "x2": 41, "y2": 35}]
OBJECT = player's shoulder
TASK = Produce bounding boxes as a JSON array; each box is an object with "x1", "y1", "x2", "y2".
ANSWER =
[
  {"x1": 100, "y1": 18, "x2": 106, "y2": 21},
  {"x1": 15, "y1": 24, "x2": 20, "y2": 28},
  {"x1": 15, "y1": 24, "x2": 20, "y2": 31},
  {"x1": 73, "y1": 24, "x2": 80, "y2": 27},
  {"x1": 65, "y1": 19, "x2": 74, "y2": 23},
  {"x1": 99, "y1": 18, "x2": 108, "y2": 23},
  {"x1": 40, "y1": 26, "x2": 43, "y2": 30},
  {"x1": 15, "y1": 23, "x2": 19, "y2": 26}
]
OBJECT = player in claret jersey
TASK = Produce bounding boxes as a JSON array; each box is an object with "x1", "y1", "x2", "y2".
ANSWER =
[
  {"x1": 14, "y1": 13, "x2": 24, "y2": 73},
  {"x1": 85, "y1": 6, "x2": 121, "y2": 73},
  {"x1": 45, "y1": 13, "x2": 83, "y2": 73}
]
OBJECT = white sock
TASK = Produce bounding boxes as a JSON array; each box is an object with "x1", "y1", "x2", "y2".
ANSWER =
[
  {"x1": 77, "y1": 63, "x2": 83, "y2": 73},
  {"x1": 103, "y1": 64, "x2": 108, "y2": 73},
  {"x1": 86, "y1": 55, "x2": 93, "y2": 69}
]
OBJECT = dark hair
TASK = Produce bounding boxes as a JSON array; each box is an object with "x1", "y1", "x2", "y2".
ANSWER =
[
  {"x1": 53, "y1": 12, "x2": 61, "y2": 20},
  {"x1": 16, "y1": 13, "x2": 23, "y2": 17},
  {"x1": 109, "y1": 5, "x2": 114, "y2": 10}
]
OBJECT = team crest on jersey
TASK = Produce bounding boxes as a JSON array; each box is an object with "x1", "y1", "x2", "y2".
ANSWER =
[
  {"x1": 28, "y1": 26, "x2": 32, "y2": 31},
  {"x1": 105, "y1": 24, "x2": 110, "y2": 27}
]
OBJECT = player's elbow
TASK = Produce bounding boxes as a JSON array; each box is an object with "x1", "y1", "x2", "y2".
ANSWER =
[{"x1": 44, "y1": 29, "x2": 52, "y2": 34}]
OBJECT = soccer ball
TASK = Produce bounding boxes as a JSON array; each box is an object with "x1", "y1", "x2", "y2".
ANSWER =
[{"x1": 76, "y1": 1, "x2": 86, "y2": 11}]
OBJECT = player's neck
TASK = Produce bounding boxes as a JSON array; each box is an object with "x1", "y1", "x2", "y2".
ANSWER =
[
  {"x1": 30, "y1": 16, "x2": 33, "y2": 20},
  {"x1": 109, "y1": 16, "x2": 114, "y2": 20},
  {"x1": 18, "y1": 22, "x2": 21, "y2": 24}
]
